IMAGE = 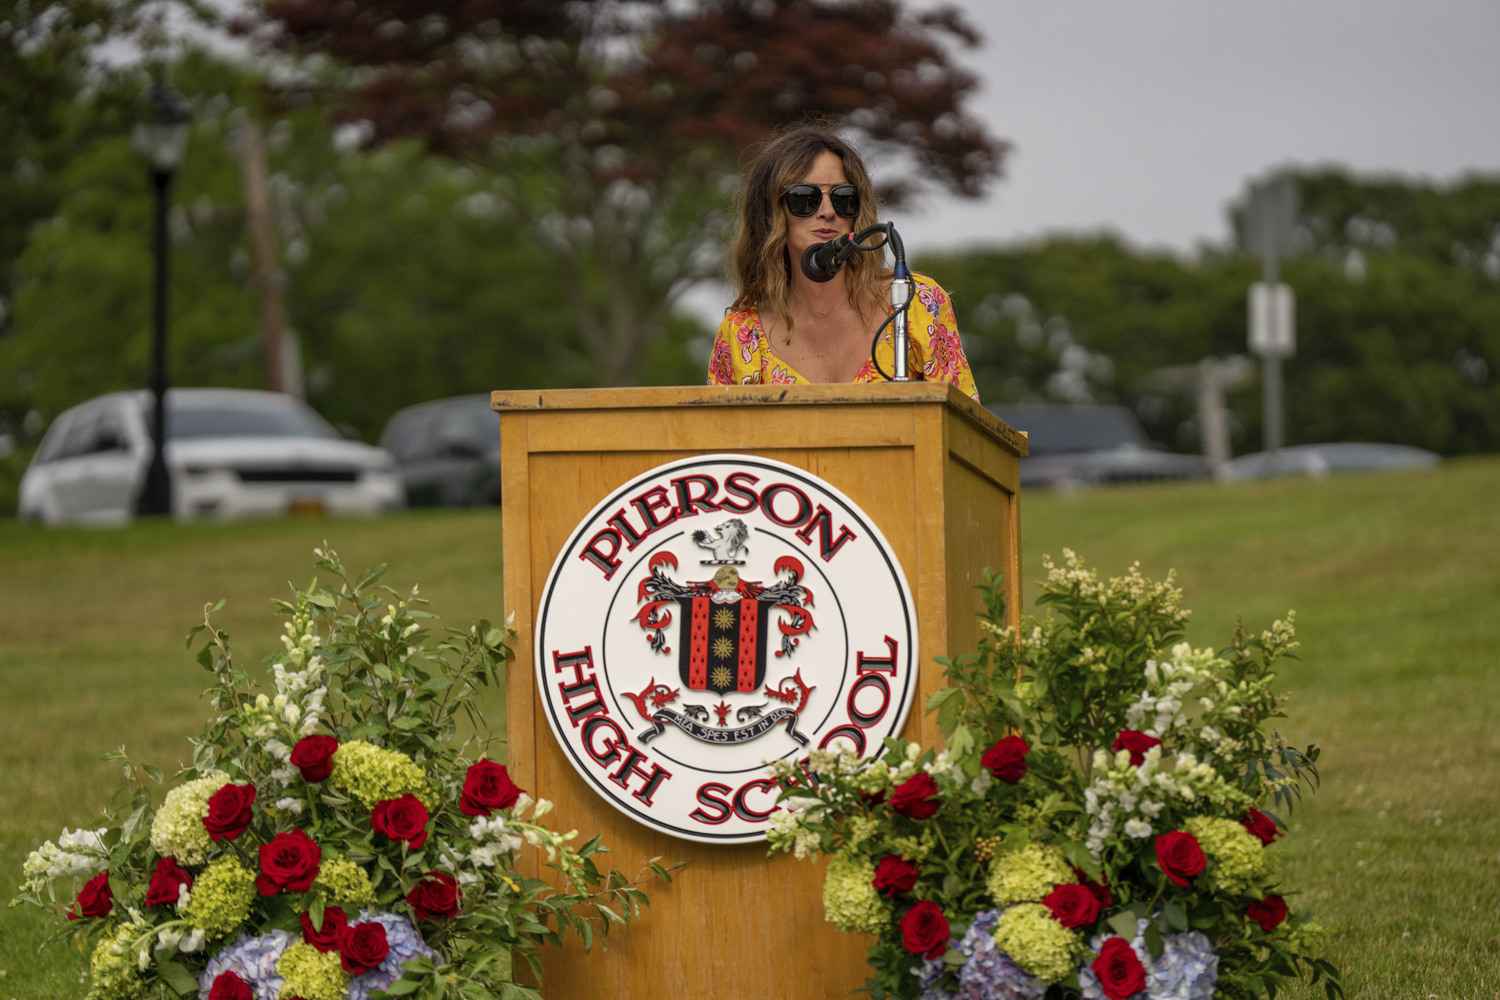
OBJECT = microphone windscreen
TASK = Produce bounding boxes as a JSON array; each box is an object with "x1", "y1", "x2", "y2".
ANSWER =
[{"x1": 800, "y1": 243, "x2": 837, "y2": 283}]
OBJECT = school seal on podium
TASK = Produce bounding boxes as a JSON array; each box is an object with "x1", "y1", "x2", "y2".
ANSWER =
[{"x1": 534, "y1": 453, "x2": 917, "y2": 844}]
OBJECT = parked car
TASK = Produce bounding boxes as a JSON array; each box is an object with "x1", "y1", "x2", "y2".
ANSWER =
[
  {"x1": 378, "y1": 394, "x2": 502, "y2": 507},
  {"x1": 986, "y1": 403, "x2": 1212, "y2": 489},
  {"x1": 1217, "y1": 442, "x2": 1440, "y2": 481},
  {"x1": 18, "y1": 388, "x2": 404, "y2": 525}
]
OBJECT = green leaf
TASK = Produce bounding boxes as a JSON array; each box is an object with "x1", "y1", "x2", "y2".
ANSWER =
[
  {"x1": 355, "y1": 563, "x2": 389, "y2": 591},
  {"x1": 1108, "y1": 910, "x2": 1141, "y2": 939},
  {"x1": 382, "y1": 977, "x2": 421, "y2": 996},
  {"x1": 1143, "y1": 921, "x2": 1165, "y2": 960},
  {"x1": 1161, "y1": 901, "x2": 1188, "y2": 931},
  {"x1": 948, "y1": 723, "x2": 977, "y2": 760},
  {"x1": 158, "y1": 960, "x2": 201, "y2": 995}
]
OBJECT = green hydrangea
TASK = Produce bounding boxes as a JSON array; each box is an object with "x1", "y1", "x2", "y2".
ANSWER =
[
  {"x1": 986, "y1": 843, "x2": 1073, "y2": 905},
  {"x1": 993, "y1": 902, "x2": 1082, "y2": 984},
  {"x1": 1282, "y1": 920, "x2": 1330, "y2": 957},
  {"x1": 311, "y1": 857, "x2": 376, "y2": 910},
  {"x1": 822, "y1": 853, "x2": 890, "y2": 934},
  {"x1": 886, "y1": 831, "x2": 936, "y2": 865},
  {"x1": 149, "y1": 775, "x2": 226, "y2": 866},
  {"x1": 183, "y1": 857, "x2": 256, "y2": 938},
  {"x1": 86, "y1": 923, "x2": 149, "y2": 1000},
  {"x1": 1184, "y1": 816, "x2": 1273, "y2": 895},
  {"x1": 330, "y1": 741, "x2": 433, "y2": 809},
  {"x1": 277, "y1": 941, "x2": 350, "y2": 1000}
]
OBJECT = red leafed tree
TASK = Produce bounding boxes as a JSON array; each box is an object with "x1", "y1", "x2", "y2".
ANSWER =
[{"x1": 245, "y1": 0, "x2": 1006, "y2": 385}]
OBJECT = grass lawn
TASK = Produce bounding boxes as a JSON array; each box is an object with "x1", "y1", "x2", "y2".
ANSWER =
[{"x1": 2, "y1": 457, "x2": 1497, "y2": 997}]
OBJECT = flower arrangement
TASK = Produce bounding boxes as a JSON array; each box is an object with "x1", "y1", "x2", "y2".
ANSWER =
[
  {"x1": 14, "y1": 546, "x2": 671, "y2": 1000},
  {"x1": 768, "y1": 551, "x2": 1341, "y2": 1000}
]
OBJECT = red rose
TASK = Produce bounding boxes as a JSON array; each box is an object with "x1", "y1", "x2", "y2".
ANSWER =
[
  {"x1": 459, "y1": 759, "x2": 523, "y2": 817},
  {"x1": 1043, "y1": 882, "x2": 1103, "y2": 929},
  {"x1": 899, "y1": 900, "x2": 950, "y2": 958},
  {"x1": 1091, "y1": 937, "x2": 1147, "y2": 1000},
  {"x1": 145, "y1": 857, "x2": 192, "y2": 907},
  {"x1": 871, "y1": 856, "x2": 919, "y2": 897},
  {"x1": 290, "y1": 735, "x2": 339, "y2": 783},
  {"x1": 1111, "y1": 730, "x2": 1163, "y2": 766},
  {"x1": 1073, "y1": 866, "x2": 1113, "y2": 909},
  {"x1": 67, "y1": 872, "x2": 112, "y2": 920},
  {"x1": 372, "y1": 794, "x2": 430, "y2": 849},
  {"x1": 1241, "y1": 808, "x2": 1283, "y2": 845},
  {"x1": 338, "y1": 920, "x2": 390, "y2": 976},
  {"x1": 1155, "y1": 831, "x2": 1206, "y2": 887},
  {"x1": 1247, "y1": 894, "x2": 1289, "y2": 932},
  {"x1": 206, "y1": 970, "x2": 253, "y2": 1000},
  {"x1": 203, "y1": 782, "x2": 256, "y2": 841},
  {"x1": 889, "y1": 773, "x2": 941, "y2": 820},
  {"x1": 301, "y1": 905, "x2": 349, "y2": 952},
  {"x1": 256, "y1": 828, "x2": 322, "y2": 896},
  {"x1": 407, "y1": 871, "x2": 461, "y2": 920},
  {"x1": 980, "y1": 735, "x2": 1030, "y2": 783}
]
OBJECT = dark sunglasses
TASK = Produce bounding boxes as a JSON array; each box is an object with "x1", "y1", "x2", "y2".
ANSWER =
[{"x1": 782, "y1": 183, "x2": 860, "y2": 219}]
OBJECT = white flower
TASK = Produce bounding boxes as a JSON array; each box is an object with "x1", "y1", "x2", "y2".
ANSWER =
[
  {"x1": 179, "y1": 929, "x2": 206, "y2": 953},
  {"x1": 275, "y1": 797, "x2": 304, "y2": 815},
  {"x1": 155, "y1": 927, "x2": 183, "y2": 955},
  {"x1": 1124, "y1": 819, "x2": 1154, "y2": 838}
]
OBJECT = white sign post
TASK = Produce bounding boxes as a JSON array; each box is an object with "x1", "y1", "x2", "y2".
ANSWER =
[{"x1": 1245, "y1": 178, "x2": 1300, "y2": 452}]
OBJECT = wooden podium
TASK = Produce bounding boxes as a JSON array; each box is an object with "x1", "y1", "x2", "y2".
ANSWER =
[{"x1": 491, "y1": 383, "x2": 1025, "y2": 999}]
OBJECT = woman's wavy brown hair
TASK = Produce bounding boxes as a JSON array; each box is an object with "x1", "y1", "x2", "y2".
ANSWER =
[{"x1": 726, "y1": 123, "x2": 886, "y2": 342}]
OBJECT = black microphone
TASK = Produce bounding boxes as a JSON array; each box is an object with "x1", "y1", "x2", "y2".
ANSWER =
[{"x1": 799, "y1": 233, "x2": 857, "y2": 283}]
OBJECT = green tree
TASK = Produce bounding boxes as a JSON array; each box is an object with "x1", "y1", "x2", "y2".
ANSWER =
[
  {"x1": 243, "y1": 0, "x2": 1007, "y2": 386},
  {"x1": 1233, "y1": 166, "x2": 1500, "y2": 276}
]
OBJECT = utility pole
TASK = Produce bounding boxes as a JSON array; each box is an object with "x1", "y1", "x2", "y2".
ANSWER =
[{"x1": 240, "y1": 121, "x2": 291, "y2": 395}]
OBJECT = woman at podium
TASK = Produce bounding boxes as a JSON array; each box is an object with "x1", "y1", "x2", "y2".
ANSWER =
[{"x1": 707, "y1": 124, "x2": 979, "y2": 400}]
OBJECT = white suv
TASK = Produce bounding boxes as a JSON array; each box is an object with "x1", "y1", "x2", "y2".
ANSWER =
[{"x1": 19, "y1": 388, "x2": 404, "y2": 524}]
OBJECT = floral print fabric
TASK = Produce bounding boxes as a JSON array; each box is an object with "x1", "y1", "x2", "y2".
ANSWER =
[{"x1": 707, "y1": 275, "x2": 980, "y2": 401}]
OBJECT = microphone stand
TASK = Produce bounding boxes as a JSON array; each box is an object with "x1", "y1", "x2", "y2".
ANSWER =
[{"x1": 887, "y1": 225, "x2": 911, "y2": 381}]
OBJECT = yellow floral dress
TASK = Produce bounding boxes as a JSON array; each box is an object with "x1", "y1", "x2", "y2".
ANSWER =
[{"x1": 706, "y1": 274, "x2": 980, "y2": 401}]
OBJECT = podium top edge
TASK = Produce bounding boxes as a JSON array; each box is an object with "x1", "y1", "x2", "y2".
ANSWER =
[{"x1": 489, "y1": 384, "x2": 1028, "y2": 456}]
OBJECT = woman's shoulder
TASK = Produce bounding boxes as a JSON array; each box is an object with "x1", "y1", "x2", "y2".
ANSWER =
[
  {"x1": 717, "y1": 304, "x2": 763, "y2": 333},
  {"x1": 910, "y1": 272, "x2": 948, "y2": 295}
]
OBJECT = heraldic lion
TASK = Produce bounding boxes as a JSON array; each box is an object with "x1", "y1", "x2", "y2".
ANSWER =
[{"x1": 692, "y1": 518, "x2": 749, "y2": 563}]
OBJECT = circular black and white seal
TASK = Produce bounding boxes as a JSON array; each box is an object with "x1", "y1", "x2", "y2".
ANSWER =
[{"x1": 533, "y1": 453, "x2": 918, "y2": 844}]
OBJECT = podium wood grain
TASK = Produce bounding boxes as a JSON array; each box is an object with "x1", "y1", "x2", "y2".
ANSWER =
[{"x1": 492, "y1": 384, "x2": 1025, "y2": 999}]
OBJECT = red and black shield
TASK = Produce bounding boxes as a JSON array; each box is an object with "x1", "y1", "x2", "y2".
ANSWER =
[{"x1": 678, "y1": 596, "x2": 769, "y2": 694}]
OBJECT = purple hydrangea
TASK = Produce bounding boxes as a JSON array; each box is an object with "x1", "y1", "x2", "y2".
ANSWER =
[
  {"x1": 199, "y1": 930, "x2": 296, "y2": 1000},
  {"x1": 1078, "y1": 919, "x2": 1218, "y2": 1000},
  {"x1": 915, "y1": 909, "x2": 1047, "y2": 1000},
  {"x1": 346, "y1": 910, "x2": 439, "y2": 1000}
]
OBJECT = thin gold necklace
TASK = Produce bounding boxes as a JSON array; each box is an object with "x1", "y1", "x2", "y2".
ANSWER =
[{"x1": 797, "y1": 297, "x2": 835, "y2": 319}]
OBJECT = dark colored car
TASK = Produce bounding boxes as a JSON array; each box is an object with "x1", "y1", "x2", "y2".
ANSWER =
[
  {"x1": 986, "y1": 403, "x2": 1212, "y2": 489},
  {"x1": 378, "y1": 395, "x2": 503, "y2": 506}
]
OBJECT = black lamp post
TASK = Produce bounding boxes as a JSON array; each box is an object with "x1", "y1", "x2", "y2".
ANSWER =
[{"x1": 131, "y1": 78, "x2": 191, "y2": 517}]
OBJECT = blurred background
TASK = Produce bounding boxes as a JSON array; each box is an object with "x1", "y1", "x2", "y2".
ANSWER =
[{"x1": 3, "y1": 0, "x2": 1497, "y2": 517}]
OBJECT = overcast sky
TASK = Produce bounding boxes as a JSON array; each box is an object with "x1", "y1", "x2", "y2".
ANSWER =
[{"x1": 887, "y1": 0, "x2": 1500, "y2": 258}]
